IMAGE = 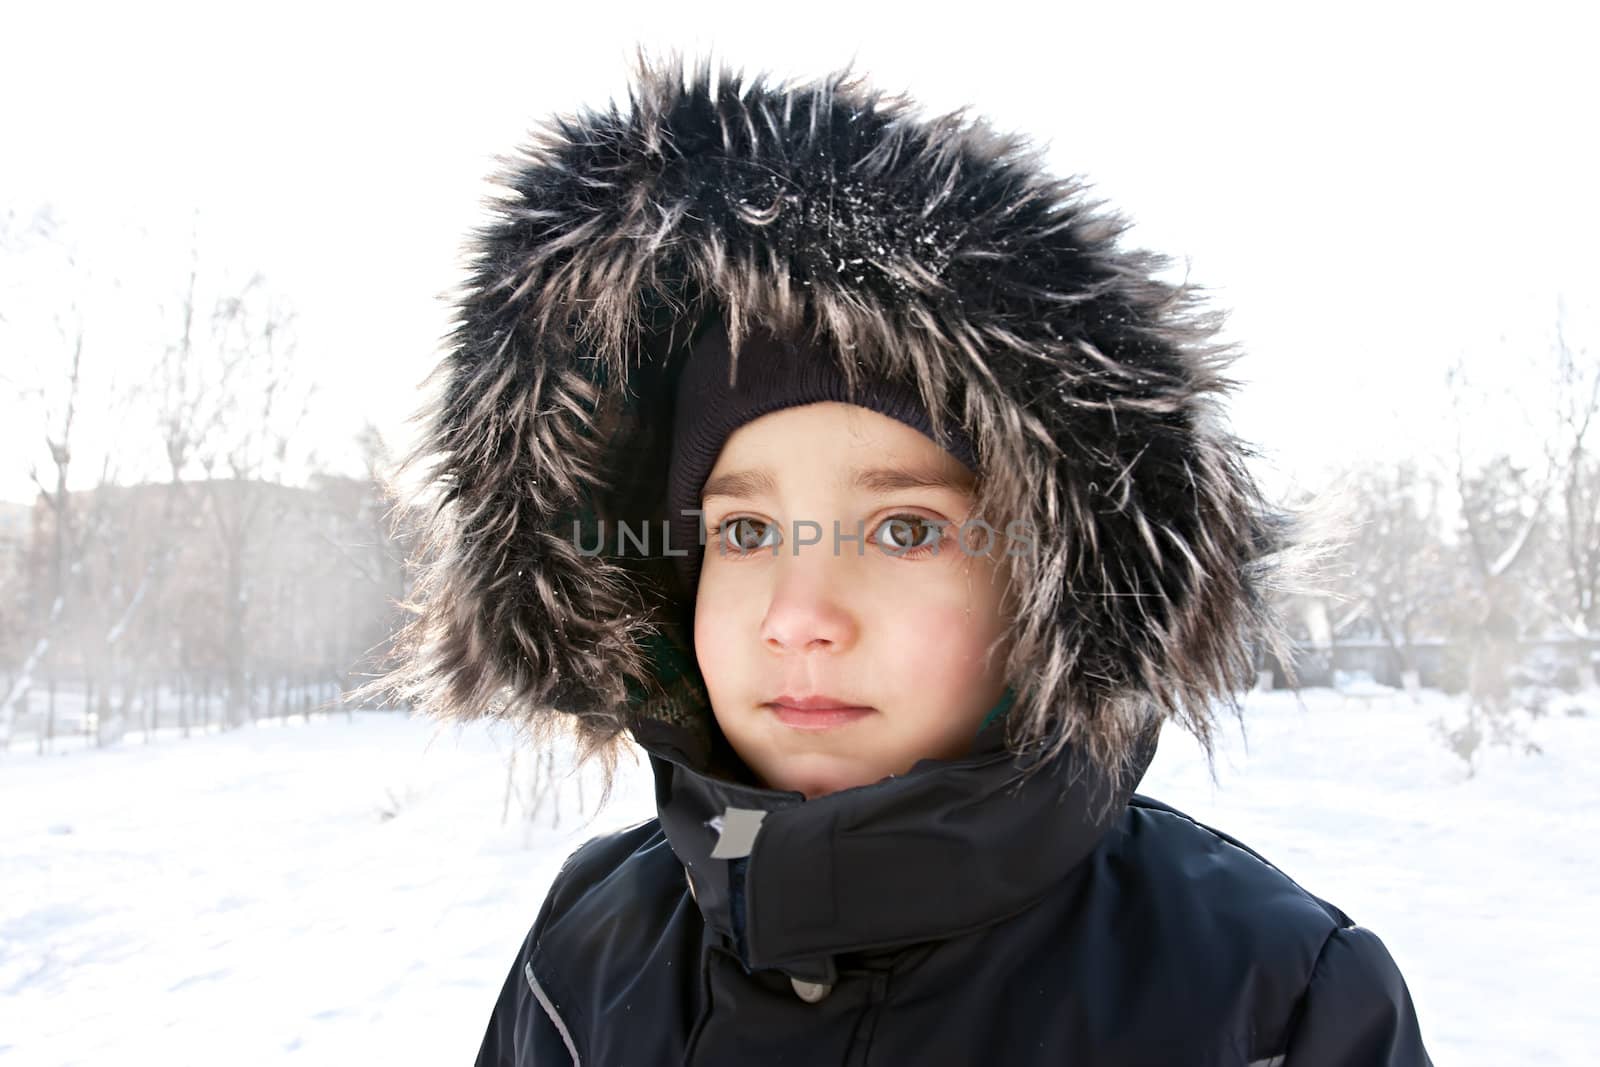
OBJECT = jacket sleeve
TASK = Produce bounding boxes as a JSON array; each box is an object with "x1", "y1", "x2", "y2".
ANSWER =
[
  {"x1": 472, "y1": 887, "x2": 575, "y2": 1067},
  {"x1": 1280, "y1": 924, "x2": 1434, "y2": 1067}
]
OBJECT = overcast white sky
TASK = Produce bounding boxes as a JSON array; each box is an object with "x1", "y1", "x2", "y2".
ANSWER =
[{"x1": 3, "y1": 0, "x2": 1596, "y2": 506}]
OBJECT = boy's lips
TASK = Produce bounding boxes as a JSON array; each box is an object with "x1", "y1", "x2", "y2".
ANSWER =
[{"x1": 764, "y1": 695, "x2": 876, "y2": 731}]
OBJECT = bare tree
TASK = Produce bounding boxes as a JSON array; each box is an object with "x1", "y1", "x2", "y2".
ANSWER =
[
  {"x1": 1437, "y1": 346, "x2": 1561, "y2": 772},
  {"x1": 0, "y1": 323, "x2": 87, "y2": 746},
  {"x1": 192, "y1": 272, "x2": 315, "y2": 728},
  {"x1": 0, "y1": 199, "x2": 140, "y2": 749},
  {"x1": 122, "y1": 244, "x2": 257, "y2": 735},
  {"x1": 0, "y1": 203, "x2": 65, "y2": 323},
  {"x1": 3, "y1": 205, "x2": 369, "y2": 750},
  {"x1": 1331, "y1": 457, "x2": 1455, "y2": 696},
  {"x1": 306, "y1": 423, "x2": 413, "y2": 706},
  {"x1": 1524, "y1": 296, "x2": 1600, "y2": 684}
]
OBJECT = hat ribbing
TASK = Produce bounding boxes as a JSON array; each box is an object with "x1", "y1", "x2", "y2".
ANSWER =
[{"x1": 665, "y1": 320, "x2": 977, "y2": 597}]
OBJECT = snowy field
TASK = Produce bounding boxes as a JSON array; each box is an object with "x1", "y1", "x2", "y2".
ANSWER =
[{"x1": 2, "y1": 686, "x2": 1595, "y2": 1065}]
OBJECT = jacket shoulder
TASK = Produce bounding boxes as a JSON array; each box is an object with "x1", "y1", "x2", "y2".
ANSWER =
[
  {"x1": 1281, "y1": 923, "x2": 1435, "y2": 1065},
  {"x1": 1110, "y1": 794, "x2": 1434, "y2": 1063},
  {"x1": 473, "y1": 818, "x2": 679, "y2": 1067},
  {"x1": 533, "y1": 814, "x2": 689, "y2": 975},
  {"x1": 1100, "y1": 794, "x2": 1354, "y2": 1059},
  {"x1": 1120, "y1": 792, "x2": 1351, "y2": 931},
  {"x1": 540, "y1": 816, "x2": 673, "y2": 926}
]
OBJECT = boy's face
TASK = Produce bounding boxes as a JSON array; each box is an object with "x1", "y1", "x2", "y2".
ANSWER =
[{"x1": 692, "y1": 402, "x2": 1015, "y2": 800}]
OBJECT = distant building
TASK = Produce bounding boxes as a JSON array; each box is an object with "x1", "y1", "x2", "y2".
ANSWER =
[
  {"x1": 6, "y1": 476, "x2": 409, "y2": 696},
  {"x1": 0, "y1": 499, "x2": 30, "y2": 589}
]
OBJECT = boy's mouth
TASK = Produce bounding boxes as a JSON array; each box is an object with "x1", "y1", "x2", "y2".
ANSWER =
[{"x1": 763, "y1": 694, "x2": 876, "y2": 731}]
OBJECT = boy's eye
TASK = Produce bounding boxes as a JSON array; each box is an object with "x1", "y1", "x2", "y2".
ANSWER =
[
  {"x1": 722, "y1": 516, "x2": 782, "y2": 553},
  {"x1": 873, "y1": 514, "x2": 944, "y2": 555}
]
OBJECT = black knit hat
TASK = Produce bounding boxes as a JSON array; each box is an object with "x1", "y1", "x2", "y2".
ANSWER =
[{"x1": 665, "y1": 318, "x2": 977, "y2": 597}]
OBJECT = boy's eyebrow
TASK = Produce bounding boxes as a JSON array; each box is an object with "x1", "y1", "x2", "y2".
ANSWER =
[
  {"x1": 700, "y1": 462, "x2": 973, "y2": 503},
  {"x1": 701, "y1": 468, "x2": 778, "y2": 503},
  {"x1": 849, "y1": 462, "x2": 975, "y2": 495}
]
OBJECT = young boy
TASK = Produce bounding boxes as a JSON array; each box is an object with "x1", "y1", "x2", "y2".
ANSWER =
[{"x1": 379, "y1": 50, "x2": 1434, "y2": 1065}]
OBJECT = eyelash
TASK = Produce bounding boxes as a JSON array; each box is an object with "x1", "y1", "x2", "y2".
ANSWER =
[{"x1": 709, "y1": 512, "x2": 950, "y2": 559}]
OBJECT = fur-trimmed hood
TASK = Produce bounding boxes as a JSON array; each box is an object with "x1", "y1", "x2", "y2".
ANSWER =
[{"x1": 373, "y1": 50, "x2": 1329, "y2": 786}]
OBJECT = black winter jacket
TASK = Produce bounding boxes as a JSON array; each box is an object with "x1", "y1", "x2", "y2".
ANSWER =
[
  {"x1": 473, "y1": 716, "x2": 1431, "y2": 1066},
  {"x1": 373, "y1": 50, "x2": 1435, "y2": 1066}
]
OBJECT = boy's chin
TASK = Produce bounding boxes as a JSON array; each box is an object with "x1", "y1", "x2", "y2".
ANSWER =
[{"x1": 758, "y1": 755, "x2": 899, "y2": 801}]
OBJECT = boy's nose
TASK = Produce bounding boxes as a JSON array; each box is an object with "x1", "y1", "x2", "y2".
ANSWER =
[{"x1": 758, "y1": 549, "x2": 859, "y2": 655}]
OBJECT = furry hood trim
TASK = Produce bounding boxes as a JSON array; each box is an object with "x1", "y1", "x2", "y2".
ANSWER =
[{"x1": 370, "y1": 50, "x2": 1332, "y2": 784}]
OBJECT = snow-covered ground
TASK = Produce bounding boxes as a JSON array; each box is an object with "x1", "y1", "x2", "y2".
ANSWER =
[{"x1": 2, "y1": 686, "x2": 1594, "y2": 1065}]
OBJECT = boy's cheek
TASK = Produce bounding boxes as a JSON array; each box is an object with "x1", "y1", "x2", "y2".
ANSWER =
[
  {"x1": 691, "y1": 559, "x2": 1010, "y2": 715},
  {"x1": 692, "y1": 581, "x2": 752, "y2": 652},
  {"x1": 692, "y1": 587, "x2": 762, "y2": 714}
]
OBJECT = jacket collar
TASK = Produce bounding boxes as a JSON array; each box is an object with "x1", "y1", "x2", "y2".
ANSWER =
[{"x1": 634, "y1": 713, "x2": 1160, "y2": 986}]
